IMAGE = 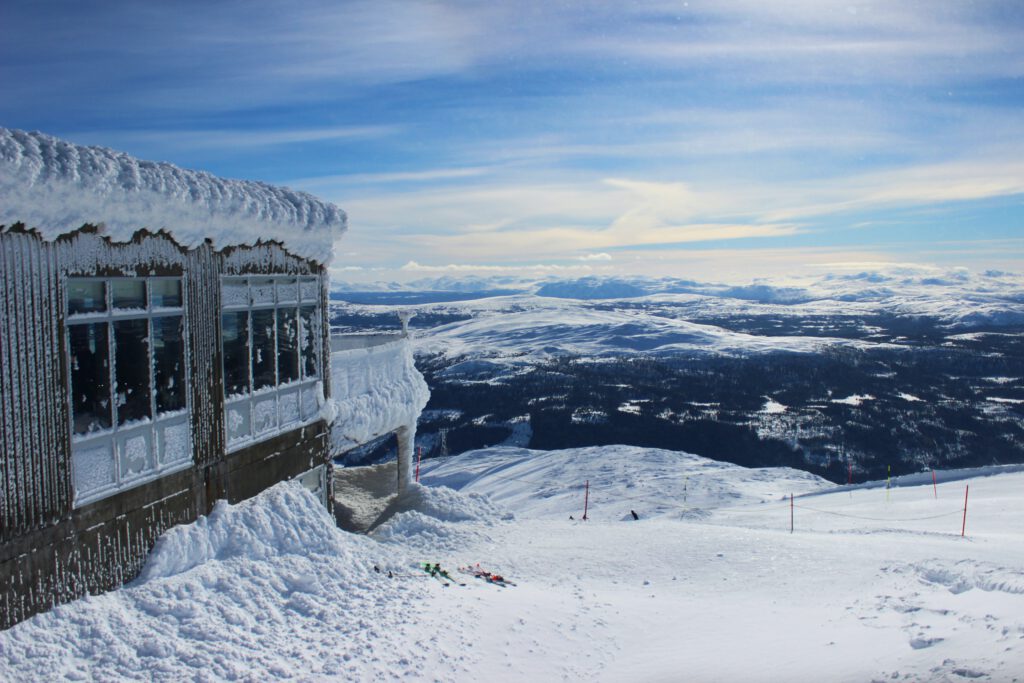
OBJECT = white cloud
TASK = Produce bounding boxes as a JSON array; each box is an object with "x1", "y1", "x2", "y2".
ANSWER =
[
  {"x1": 400, "y1": 260, "x2": 596, "y2": 273},
  {"x1": 758, "y1": 158, "x2": 1024, "y2": 222},
  {"x1": 73, "y1": 126, "x2": 397, "y2": 152},
  {"x1": 293, "y1": 166, "x2": 491, "y2": 189}
]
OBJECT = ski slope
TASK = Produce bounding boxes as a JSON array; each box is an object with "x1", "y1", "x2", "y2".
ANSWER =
[{"x1": 2, "y1": 446, "x2": 1023, "y2": 682}]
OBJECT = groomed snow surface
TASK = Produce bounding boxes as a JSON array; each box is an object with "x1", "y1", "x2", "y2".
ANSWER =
[{"x1": 3, "y1": 446, "x2": 1023, "y2": 682}]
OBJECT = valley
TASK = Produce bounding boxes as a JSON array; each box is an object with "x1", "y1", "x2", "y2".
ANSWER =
[{"x1": 330, "y1": 272, "x2": 1024, "y2": 482}]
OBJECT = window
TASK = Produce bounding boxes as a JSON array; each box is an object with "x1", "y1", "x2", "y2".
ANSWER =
[
  {"x1": 65, "y1": 277, "x2": 191, "y2": 507},
  {"x1": 221, "y1": 276, "x2": 323, "y2": 450}
]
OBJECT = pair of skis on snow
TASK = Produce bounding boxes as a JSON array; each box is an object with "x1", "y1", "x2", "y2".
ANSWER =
[
  {"x1": 373, "y1": 562, "x2": 515, "y2": 588},
  {"x1": 457, "y1": 563, "x2": 516, "y2": 588},
  {"x1": 420, "y1": 562, "x2": 517, "y2": 588},
  {"x1": 420, "y1": 562, "x2": 464, "y2": 587}
]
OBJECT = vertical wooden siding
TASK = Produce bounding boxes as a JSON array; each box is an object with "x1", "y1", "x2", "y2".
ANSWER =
[
  {"x1": 1, "y1": 229, "x2": 70, "y2": 541},
  {"x1": 187, "y1": 243, "x2": 224, "y2": 469}
]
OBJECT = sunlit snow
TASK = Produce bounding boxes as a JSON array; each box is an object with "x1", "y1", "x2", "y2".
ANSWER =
[{"x1": 2, "y1": 446, "x2": 1022, "y2": 681}]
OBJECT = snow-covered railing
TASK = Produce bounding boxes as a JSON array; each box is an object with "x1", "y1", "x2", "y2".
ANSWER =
[
  {"x1": 329, "y1": 333, "x2": 406, "y2": 352},
  {"x1": 324, "y1": 333, "x2": 430, "y2": 490}
]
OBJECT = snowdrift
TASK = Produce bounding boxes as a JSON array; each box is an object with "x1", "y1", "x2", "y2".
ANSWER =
[
  {"x1": 2, "y1": 447, "x2": 1023, "y2": 682},
  {"x1": 0, "y1": 128, "x2": 346, "y2": 264}
]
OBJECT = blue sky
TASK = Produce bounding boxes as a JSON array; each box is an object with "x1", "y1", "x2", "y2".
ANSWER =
[{"x1": 3, "y1": 0, "x2": 1023, "y2": 283}]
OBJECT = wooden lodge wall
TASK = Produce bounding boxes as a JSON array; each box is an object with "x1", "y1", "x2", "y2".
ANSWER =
[{"x1": 0, "y1": 224, "x2": 333, "y2": 629}]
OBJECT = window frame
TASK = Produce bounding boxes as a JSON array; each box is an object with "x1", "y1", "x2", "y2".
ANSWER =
[
  {"x1": 64, "y1": 275, "x2": 192, "y2": 508},
  {"x1": 220, "y1": 275, "x2": 323, "y2": 452}
]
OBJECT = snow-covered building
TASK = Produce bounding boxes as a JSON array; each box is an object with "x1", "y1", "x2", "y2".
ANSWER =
[{"x1": 0, "y1": 128, "x2": 427, "y2": 628}]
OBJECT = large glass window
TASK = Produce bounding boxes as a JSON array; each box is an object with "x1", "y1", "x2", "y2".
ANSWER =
[
  {"x1": 277, "y1": 308, "x2": 299, "y2": 384},
  {"x1": 66, "y1": 276, "x2": 192, "y2": 507},
  {"x1": 153, "y1": 315, "x2": 187, "y2": 413},
  {"x1": 220, "y1": 276, "x2": 322, "y2": 451},
  {"x1": 68, "y1": 322, "x2": 111, "y2": 435},
  {"x1": 252, "y1": 309, "x2": 277, "y2": 391},
  {"x1": 114, "y1": 319, "x2": 151, "y2": 425},
  {"x1": 221, "y1": 311, "x2": 250, "y2": 397}
]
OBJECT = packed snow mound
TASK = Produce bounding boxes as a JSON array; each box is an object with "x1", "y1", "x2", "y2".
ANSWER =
[
  {"x1": 138, "y1": 481, "x2": 342, "y2": 582},
  {"x1": 420, "y1": 445, "x2": 832, "y2": 520},
  {"x1": 0, "y1": 480, "x2": 460, "y2": 681},
  {"x1": 0, "y1": 127, "x2": 346, "y2": 264},
  {"x1": 370, "y1": 482, "x2": 511, "y2": 552},
  {"x1": 375, "y1": 481, "x2": 511, "y2": 526}
]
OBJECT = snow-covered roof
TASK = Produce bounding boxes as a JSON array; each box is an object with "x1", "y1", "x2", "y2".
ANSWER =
[{"x1": 0, "y1": 128, "x2": 346, "y2": 264}]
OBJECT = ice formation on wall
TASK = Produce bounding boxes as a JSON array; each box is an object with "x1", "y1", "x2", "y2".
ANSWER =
[
  {"x1": 0, "y1": 128, "x2": 346, "y2": 264},
  {"x1": 325, "y1": 337, "x2": 430, "y2": 453}
]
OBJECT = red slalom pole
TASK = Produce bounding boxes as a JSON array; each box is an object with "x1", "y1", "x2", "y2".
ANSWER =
[
  {"x1": 961, "y1": 485, "x2": 969, "y2": 537},
  {"x1": 582, "y1": 480, "x2": 590, "y2": 521},
  {"x1": 932, "y1": 469, "x2": 937, "y2": 499},
  {"x1": 848, "y1": 462, "x2": 852, "y2": 485},
  {"x1": 415, "y1": 446, "x2": 421, "y2": 483}
]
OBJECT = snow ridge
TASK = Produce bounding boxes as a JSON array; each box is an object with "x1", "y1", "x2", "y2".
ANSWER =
[
  {"x1": 138, "y1": 481, "x2": 341, "y2": 582},
  {"x1": 0, "y1": 128, "x2": 346, "y2": 264}
]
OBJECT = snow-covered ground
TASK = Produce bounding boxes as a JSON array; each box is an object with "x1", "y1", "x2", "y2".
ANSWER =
[
  {"x1": 414, "y1": 298, "x2": 864, "y2": 363},
  {"x1": 333, "y1": 268, "x2": 1024, "y2": 368},
  {"x1": 3, "y1": 446, "x2": 1023, "y2": 682}
]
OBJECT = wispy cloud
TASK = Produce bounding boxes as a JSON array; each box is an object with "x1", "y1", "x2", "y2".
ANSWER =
[
  {"x1": 401, "y1": 260, "x2": 598, "y2": 273},
  {"x1": 70, "y1": 125, "x2": 398, "y2": 153},
  {"x1": 4, "y1": 0, "x2": 1022, "y2": 282},
  {"x1": 293, "y1": 166, "x2": 491, "y2": 189},
  {"x1": 757, "y1": 158, "x2": 1024, "y2": 222}
]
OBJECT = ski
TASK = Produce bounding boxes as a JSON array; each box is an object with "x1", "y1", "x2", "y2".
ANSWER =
[
  {"x1": 419, "y1": 562, "x2": 465, "y2": 587},
  {"x1": 458, "y1": 563, "x2": 517, "y2": 587}
]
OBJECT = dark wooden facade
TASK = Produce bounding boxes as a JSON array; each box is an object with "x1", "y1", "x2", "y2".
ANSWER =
[{"x1": 1, "y1": 224, "x2": 334, "y2": 629}]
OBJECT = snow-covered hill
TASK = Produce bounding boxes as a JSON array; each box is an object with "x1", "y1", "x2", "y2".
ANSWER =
[
  {"x1": 3, "y1": 446, "x2": 1023, "y2": 681},
  {"x1": 413, "y1": 295, "x2": 874, "y2": 365},
  {"x1": 333, "y1": 268, "x2": 1024, "y2": 366},
  {"x1": 335, "y1": 267, "x2": 1024, "y2": 324}
]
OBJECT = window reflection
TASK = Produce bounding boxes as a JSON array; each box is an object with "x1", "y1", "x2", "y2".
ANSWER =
[
  {"x1": 278, "y1": 308, "x2": 299, "y2": 384},
  {"x1": 151, "y1": 279, "x2": 182, "y2": 308},
  {"x1": 252, "y1": 309, "x2": 276, "y2": 390},
  {"x1": 300, "y1": 305, "x2": 318, "y2": 379},
  {"x1": 69, "y1": 322, "x2": 111, "y2": 435},
  {"x1": 67, "y1": 280, "x2": 106, "y2": 315},
  {"x1": 112, "y1": 280, "x2": 146, "y2": 310},
  {"x1": 153, "y1": 315, "x2": 186, "y2": 414},
  {"x1": 222, "y1": 311, "x2": 250, "y2": 397},
  {"x1": 114, "y1": 319, "x2": 151, "y2": 425}
]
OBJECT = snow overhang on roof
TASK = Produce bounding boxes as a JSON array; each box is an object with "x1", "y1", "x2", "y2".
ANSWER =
[{"x1": 0, "y1": 128, "x2": 347, "y2": 265}]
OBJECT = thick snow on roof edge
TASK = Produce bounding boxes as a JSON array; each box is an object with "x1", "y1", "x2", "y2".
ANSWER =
[{"x1": 0, "y1": 128, "x2": 346, "y2": 264}]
